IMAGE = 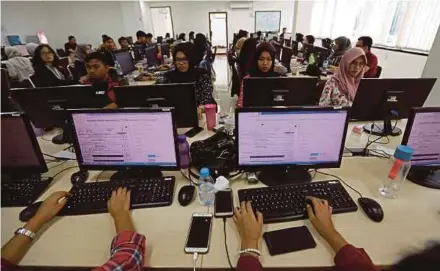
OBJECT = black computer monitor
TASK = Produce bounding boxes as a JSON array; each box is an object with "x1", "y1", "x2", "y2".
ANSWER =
[
  {"x1": 145, "y1": 46, "x2": 158, "y2": 66},
  {"x1": 1, "y1": 112, "x2": 47, "y2": 176},
  {"x1": 132, "y1": 45, "x2": 146, "y2": 61},
  {"x1": 161, "y1": 44, "x2": 170, "y2": 58},
  {"x1": 242, "y1": 77, "x2": 320, "y2": 107},
  {"x1": 113, "y1": 83, "x2": 202, "y2": 137},
  {"x1": 281, "y1": 46, "x2": 293, "y2": 71},
  {"x1": 113, "y1": 51, "x2": 135, "y2": 75},
  {"x1": 236, "y1": 106, "x2": 349, "y2": 186},
  {"x1": 402, "y1": 107, "x2": 440, "y2": 189},
  {"x1": 350, "y1": 78, "x2": 437, "y2": 136},
  {"x1": 11, "y1": 85, "x2": 111, "y2": 144},
  {"x1": 69, "y1": 108, "x2": 179, "y2": 179}
]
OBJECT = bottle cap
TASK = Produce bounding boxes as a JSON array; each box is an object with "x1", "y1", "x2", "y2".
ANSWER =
[
  {"x1": 177, "y1": 135, "x2": 187, "y2": 143},
  {"x1": 393, "y1": 145, "x2": 414, "y2": 161},
  {"x1": 200, "y1": 167, "x2": 210, "y2": 178}
]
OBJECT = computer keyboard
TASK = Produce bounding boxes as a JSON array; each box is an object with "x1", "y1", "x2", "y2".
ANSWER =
[
  {"x1": 1, "y1": 176, "x2": 52, "y2": 207},
  {"x1": 238, "y1": 180, "x2": 358, "y2": 224},
  {"x1": 61, "y1": 176, "x2": 175, "y2": 216}
]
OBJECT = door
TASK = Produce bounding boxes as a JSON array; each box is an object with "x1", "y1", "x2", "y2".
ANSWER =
[{"x1": 209, "y1": 12, "x2": 228, "y2": 48}]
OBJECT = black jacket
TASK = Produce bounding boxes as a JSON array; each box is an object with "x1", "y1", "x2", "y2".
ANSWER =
[{"x1": 32, "y1": 65, "x2": 72, "y2": 87}]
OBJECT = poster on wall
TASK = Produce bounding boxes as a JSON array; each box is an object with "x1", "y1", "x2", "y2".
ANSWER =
[
  {"x1": 255, "y1": 11, "x2": 281, "y2": 33},
  {"x1": 37, "y1": 31, "x2": 48, "y2": 44}
]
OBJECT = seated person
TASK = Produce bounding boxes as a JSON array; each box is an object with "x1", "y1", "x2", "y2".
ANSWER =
[
  {"x1": 118, "y1": 36, "x2": 130, "y2": 50},
  {"x1": 100, "y1": 36, "x2": 117, "y2": 66},
  {"x1": 319, "y1": 47, "x2": 367, "y2": 106},
  {"x1": 1, "y1": 188, "x2": 146, "y2": 271},
  {"x1": 32, "y1": 44, "x2": 74, "y2": 87},
  {"x1": 238, "y1": 43, "x2": 282, "y2": 107},
  {"x1": 356, "y1": 36, "x2": 378, "y2": 78},
  {"x1": 236, "y1": 199, "x2": 440, "y2": 271},
  {"x1": 2, "y1": 47, "x2": 34, "y2": 82},
  {"x1": 158, "y1": 43, "x2": 214, "y2": 106},
  {"x1": 304, "y1": 35, "x2": 315, "y2": 45},
  {"x1": 74, "y1": 44, "x2": 91, "y2": 80},
  {"x1": 81, "y1": 52, "x2": 121, "y2": 109},
  {"x1": 327, "y1": 36, "x2": 351, "y2": 68}
]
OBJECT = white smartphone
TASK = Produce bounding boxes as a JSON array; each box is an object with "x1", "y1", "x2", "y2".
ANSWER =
[
  {"x1": 214, "y1": 189, "x2": 234, "y2": 218},
  {"x1": 184, "y1": 213, "x2": 213, "y2": 254}
]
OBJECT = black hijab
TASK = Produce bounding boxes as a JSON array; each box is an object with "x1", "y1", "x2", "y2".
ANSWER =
[
  {"x1": 165, "y1": 43, "x2": 206, "y2": 83},
  {"x1": 249, "y1": 43, "x2": 279, "y2": 78}
]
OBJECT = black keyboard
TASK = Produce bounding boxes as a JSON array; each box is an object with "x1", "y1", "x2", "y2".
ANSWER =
[
  {"x1": 1, "y1": 176, "x2": 52, "y2": 207},
  {"x1": 238, "y1": 180, "x2": 358, "y2": 224},
  {"x1": 61, "y1": 176, "x2": 175, "y2": 216}
]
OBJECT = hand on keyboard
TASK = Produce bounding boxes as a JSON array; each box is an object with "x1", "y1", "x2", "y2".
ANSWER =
[
  {"x1": 108, "y1": 187, "x2": 131, "y2": 219},
  {"x1": 233, "y1": 201, "x2": 263, "y2": 250},
  {"x1": 306, "y1": 197, "x2": 335, "y2": 238}
]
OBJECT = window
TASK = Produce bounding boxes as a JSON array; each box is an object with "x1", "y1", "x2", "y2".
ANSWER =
[
  {"x1": 150, "y1": 6, "x2": 174, "y2": 38},
  {"x1": 309, "y1": 0, "x2": 440, "y2": 52}
]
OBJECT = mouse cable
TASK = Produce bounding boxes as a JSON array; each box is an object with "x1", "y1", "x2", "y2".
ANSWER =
[
  {"x1": 95, "y1": 171, "x2": 105, "y2": 182},
  {"x1": 223, "y1": 218, "x2": 235, "y2": 270},
  {"x1": 180, "y1": 168, "x2": 200, "y2": 186},
  {"x1": 43, "y1": 153, "x2": 76, "y2": 161},
  {"x1": 316, "y1": 170, "x2": 363, "y2": 198},
  {"x1": 51, "y1": 166, "x2": 79, "y2": 180},
  {"x1": 192, "y1": 252, "x2": 198, "y2": 271},
  {"x1": 47, "y1": 160, "x2": 68, "y2": 170}
]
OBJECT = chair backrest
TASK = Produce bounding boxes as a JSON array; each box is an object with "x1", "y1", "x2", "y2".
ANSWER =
[
  {"x1": 376, "y1": 66, "x2": 382, "y2": 78},
  {"x1": 56, "y1": 48, "x2": 66, "y2": 57},
  {"x1": 274, "y1": 43, "x2": 282, "y2": 61},
  {"x1": 281, "y1": 47, "x2": 293, "y2": 72}
]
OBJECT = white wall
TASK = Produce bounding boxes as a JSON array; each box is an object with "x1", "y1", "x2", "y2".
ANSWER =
[{"x1": 423, "y1": 27, "x2": 440, "y2": 106}]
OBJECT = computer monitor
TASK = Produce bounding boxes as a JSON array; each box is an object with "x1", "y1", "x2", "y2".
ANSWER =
[
  {"x1": 26, "y1": 35, "x2": 40, "y2": 44},
  {"x1": 11, "y1": 85, "x2": 111, "y2": 144},
  {"x1": 7, "y1": 35, "x2": 22, "y2": 46},
  {"x1": 236, "y1": 107, "x2": 349, "y2": 186},
  {"x1": 281, "y1": 46, "x2": 293, "y2": 71},
  {"x1": 350, "y1": 78, "x2": 437, "y2": 136},
  {"x1": 145, "y1": 46, "x2": 158, "y2": 66},
  {"x1": 402, "y1": 107, "x2": 440, "y2": 189},
  {"x1": 113, "y1": 51, "x2": 135, "y2": 75},
  {"x1": 132, "y1": 45, "x2": 146, "y2": 61},
  {"x1": 242, "y1": 77, "x2": 320, "y2": 107},
  {"x1": 113, "y1": 83, "x2": 202, "y2": 137},
  {"x1": 1, "y1": 112, "x2": 47, "y2": 176},
  {"x1": 70, "y1": 108, "x2": 179, "y2": 179},
  {"x1": 161, "y1": 44, "x2": 170, "y2": 58}
]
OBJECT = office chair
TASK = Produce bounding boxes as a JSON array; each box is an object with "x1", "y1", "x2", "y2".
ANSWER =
[
  {"x1": 56, "y1": 48, "x2": 66, "y2": 57},
  {"x1": 274, "y1": 43, "x2": 282, "y2": 61},
  {"x1": 376, "y1": 66, "x2": 382, "y2": 78}
]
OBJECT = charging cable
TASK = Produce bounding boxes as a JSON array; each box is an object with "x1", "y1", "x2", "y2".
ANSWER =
[{"x1": 192, "y1": 252, "x2": 198, "y2": 271}]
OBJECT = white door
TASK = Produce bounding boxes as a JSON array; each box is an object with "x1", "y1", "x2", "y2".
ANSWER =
[{"x1": 209, "y1": 12, "x2": 227, "y2": 47}]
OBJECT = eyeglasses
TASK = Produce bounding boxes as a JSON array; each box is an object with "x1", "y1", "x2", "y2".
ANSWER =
[
  {"x1": 175, "y1": 58, "x2": 189, "y2": 63},
  {"x1": 41, "y1": 51, "x2": 54, "y2": 56}
]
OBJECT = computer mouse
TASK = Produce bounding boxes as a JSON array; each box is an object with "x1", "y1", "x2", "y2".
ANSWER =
[
  {"x1": 71, "y1": 170, "x2": 89, "y2": 185},
  {"x1": 358, "y1": 197, "x2": 384, "y2": 222},
  {"x1": 19, "y1": 201, "x2": 43, "y2": 222},
  {"x1": 178, "y1": 185, "x2": 195, "y2": 206}
]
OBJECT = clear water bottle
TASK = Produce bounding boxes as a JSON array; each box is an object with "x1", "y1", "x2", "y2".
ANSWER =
[
  {"x1": 114, "y1": 61, "x2": 122, "y2": 76},
  {"x1": 177, "y1": 135, "x2": 190, "y2": 169},
  {"x1": 379, "y1": 145, "x2": 414, "y2": 199},
  {"x1": 198, "y1": 168, "x2": 215, "y2": 206},
  {"x1": 323, "y1": 59, "x2": 329, "y2": 69}
]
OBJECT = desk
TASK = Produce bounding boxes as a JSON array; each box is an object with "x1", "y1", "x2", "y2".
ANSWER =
[{"x1": 2, "y1": 122, "x2": 440, "y2": 269}]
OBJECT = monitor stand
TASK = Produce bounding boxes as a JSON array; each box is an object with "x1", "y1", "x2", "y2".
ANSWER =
[
  {"x1": 257, "y1": 167, "x2": 312, "y2": 186},
  {"x1": 52, "y1": 121, "x2": 73, "y2": 145},
  {"x1": 407, "y1": 167, "x2": 440, "y2": 189},
  {"x1": 110, "y1": 168, "x2": 163, "y2": 181},
  {"x1": 363, "y1": 119, "x2": 401, "y2": 137}
]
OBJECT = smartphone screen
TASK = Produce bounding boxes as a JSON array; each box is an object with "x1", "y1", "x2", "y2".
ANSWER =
[
  {"x1": 186, "y1": 215, "x2": 212, "y2": 250},
  {"x1": 215, "y1": 190, "x2": 233, "y2": 217}
]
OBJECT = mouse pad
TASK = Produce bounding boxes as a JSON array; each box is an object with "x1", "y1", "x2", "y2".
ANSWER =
[{"x1": 263, "y1": 226, "x2": 316, "y2": 256}]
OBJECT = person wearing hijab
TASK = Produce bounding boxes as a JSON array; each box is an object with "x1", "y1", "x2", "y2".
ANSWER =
[
  {"x1": 32, "y1": 44, "x2": 72, "y2": 87},
  {"x1": 319, "y1": 47, "x2": 367, "y2": 106},
  {"x1": 327, "y1": 36, "x2": 352, "y2": 67},
  {"x1": 235, "y1": 37, "x2": 247, "y2": 57},
  {"x1": 74, "y1": 44, "x2": 91, "y2": 80},
  {"x1": 3, "y1": 47, "x2": 34, "y2": 82},
  {"x1": 238, "y1": 43, "x2": 281, "y2": 107},
  {"x1": 158, "y1": 43, "x2": 214, "y2": 106}
]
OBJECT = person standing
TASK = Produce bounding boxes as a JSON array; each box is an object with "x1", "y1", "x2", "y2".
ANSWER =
[
  {"x1": 64, "y1": 35, "x2": 77, "y2": 55},
  {"x1": 356, "y1": 36, "x2": 379, "y2": 78}
]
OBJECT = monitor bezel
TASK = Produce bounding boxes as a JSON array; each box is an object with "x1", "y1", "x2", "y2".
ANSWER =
[
  {"x1": 235, "y1": 106, "x2": 350, "y2": 171},
  {"x1": 1, "y1": 112, "x2": 48, "y2": 174},
  {"x1": 401, "y1": 106, "x2": 440, "y2": 169},
  {"x1": 68, "y1": 108, "x2": 180, "y2": 171}
]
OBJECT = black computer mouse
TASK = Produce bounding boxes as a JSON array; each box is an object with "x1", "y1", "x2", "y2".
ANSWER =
[
  {"x1": 358, "y1": 197, "x2": 384, "y2": 222},
  {"x1": 178, "y1": 185, "x2": 195, "y2": 206},
  {"x1": 19, "y1": 201, "x2": 43, "y2": 222},
  {"x1": 71, "y1": 170, "x2": 89, "y2": 185}
]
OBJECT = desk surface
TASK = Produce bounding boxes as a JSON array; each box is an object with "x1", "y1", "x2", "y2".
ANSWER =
[{"x1": 2, "y1": 121, "x2": 440, "y2": 268}]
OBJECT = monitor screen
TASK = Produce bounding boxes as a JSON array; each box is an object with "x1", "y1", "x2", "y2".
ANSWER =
[
  {"x1": 145, "y1": 46, "x2": 158, "y2": 66},
  {"x1": 405, "y1": 110, "x2": 440, "y2": 166},
  {"x1": 1, "y1": 114, "x2": 44, "y2": 171},
  {"x1": 114, "y1": 51, "x2": 135, "y2": 75},
  {"x1": 237, "y1": 109, "x2": 347, "y2": 166},
  {"x1": 7, "y1": 35, "x2": 22, "y2": 46},
  {"x1": 72, "y1": 111, "x2": 177, "y2": 167}
]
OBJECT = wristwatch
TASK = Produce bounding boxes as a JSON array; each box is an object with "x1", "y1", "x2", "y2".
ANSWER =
[{"x1": 14, "y1": 228, "x2": 36, "y2": 240}]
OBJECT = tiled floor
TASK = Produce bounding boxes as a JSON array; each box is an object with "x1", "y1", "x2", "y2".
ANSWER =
[{"x1": 212, "y1": 55, "x2": 235, "y2": 113}]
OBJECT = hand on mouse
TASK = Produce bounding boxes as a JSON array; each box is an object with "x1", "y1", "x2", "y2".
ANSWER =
[
  {"x1": 107, "y1": 187, "x2": 135, "y2": 233},
  {"x1": 233, "y1": 201, "x2": 263, "y2": 251},
  {"x1": 28, "y1": 191, "x2": 70, "y2": 231}
]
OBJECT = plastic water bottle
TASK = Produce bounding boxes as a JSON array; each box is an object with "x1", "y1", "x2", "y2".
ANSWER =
[
  {"x1": 323, "y1": 59, "x2": 329, "y2": 69},
  {"x1": 177, "y1": 135, "x2": 190, "y2": 170},
  {"x1": 198, "y1": 168, "x2": 215, "y2": 206},
  {"x1": 379, "y1": 145, "x2": 414, "y2": 199},
  {"x1": 114, "y1": 61, "x2": 122, "y2": 76}
]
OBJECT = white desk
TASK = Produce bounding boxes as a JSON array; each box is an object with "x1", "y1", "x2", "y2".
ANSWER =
[{"x1": 2, "y1": 122, "x2": 440, "y2": 268}]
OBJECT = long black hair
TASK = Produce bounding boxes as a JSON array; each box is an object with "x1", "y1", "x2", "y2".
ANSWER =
[{"x1": 32, "y1": 44, "x2": 60, "y2": 67}]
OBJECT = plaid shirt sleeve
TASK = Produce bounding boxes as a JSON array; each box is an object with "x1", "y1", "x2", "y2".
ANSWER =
[{"x1": 93, "y1": 231, "x2": 146, "y2": 271}]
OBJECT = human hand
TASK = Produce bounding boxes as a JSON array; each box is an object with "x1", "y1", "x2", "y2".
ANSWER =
[
  {"x1": 307, "y1": 197, "x2": 336, "y2": 238},
  {"x1": 108, "y1": 187, "x2": 131, "y2": 219},
  {"x1": 29, "y1": 191, "x2": 70, "y2": 229},
  {"x1": 79, "y1": 75, "x2": 88, "y2": 84},
  {"x1": 233, "y1": 201, "x2": 263, "y2": 250},
  {"x1": 329, "y1": 65, "x2": 339, "y2": 73}
]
